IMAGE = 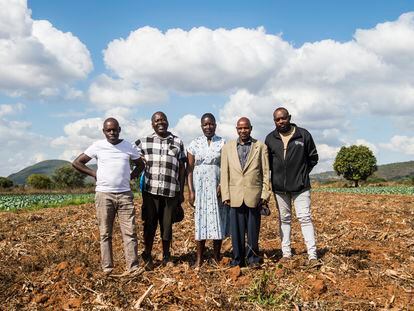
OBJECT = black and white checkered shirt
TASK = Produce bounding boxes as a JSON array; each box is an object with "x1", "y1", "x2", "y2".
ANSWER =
[{"x1": 136, "y1": 132, "x2": 186, "y2": 197}]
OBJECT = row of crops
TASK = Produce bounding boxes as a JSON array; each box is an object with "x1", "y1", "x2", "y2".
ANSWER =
[
  {"x1": 0, "y1": 193, "x2": 94, "y2": 211},
  {"x1": 314, "y1": 186, "x2": 414, "y2": 195},
  {"x1": 1, "y1": 187, "x2": 412, "y2": 211}
]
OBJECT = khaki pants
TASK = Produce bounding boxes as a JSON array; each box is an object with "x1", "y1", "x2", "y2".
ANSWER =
[{"x1": 95, "y1": 191, "x2": 139, "y2": 272}]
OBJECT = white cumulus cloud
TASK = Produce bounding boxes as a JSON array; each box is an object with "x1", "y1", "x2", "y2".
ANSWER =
[
  {"x1": 380, "y1": 135, "x2": 414, "y2": 155},
  {"x1": 0, "y1": 103, "x2": 53, "y2": 176},
  {"x1": 89, "y1": 26, "x2": 292, "y2": 107},
  {"x1": 0, "y1": 102, "x2": 25, "y2": 117},
  {"x1": 103, "y1": 26, "x2": 291, "y2": 93},
  {"x1": 51, "y1": 116, "x2": 154, "y2": 160},
  {"x1": 89, "y1": 75, "x2": 167, "y2": 109},
  {"x1": 0, "y1": 0, "x2": 92, "y2": 98}
]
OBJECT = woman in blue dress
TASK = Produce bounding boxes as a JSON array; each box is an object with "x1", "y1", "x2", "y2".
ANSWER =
[{"x1": 187, "y1": 113, "x2": 229, "y2": 268}]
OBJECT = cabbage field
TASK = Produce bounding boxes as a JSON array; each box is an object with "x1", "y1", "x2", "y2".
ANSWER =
[
  {"x1": 314, "y1": 186, "x2": 414, "y2": 195},
  {"x1": 0, "y1": 193, "x2": 94, "y2": 211}
]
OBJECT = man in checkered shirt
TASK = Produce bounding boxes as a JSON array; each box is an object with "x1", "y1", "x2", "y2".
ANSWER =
[{"x1": 136, "y1": 111, "x2": 186, "y2": 267}]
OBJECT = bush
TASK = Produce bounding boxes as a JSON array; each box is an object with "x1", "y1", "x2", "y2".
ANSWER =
[
  {"x1": 366, "y1": 176, "x2": 387, "y2": 184},
  {"x1": 52, "y1": 165, "x2": 86, "y2": 189},
  {"x1": 0, "y1": 177, "x2": 13, "y2": 188},
  {"x1": 333, "y1": 145, "x2": 377, "y2": 187},
  {"x1": 27, "y1": 174, "x2": 52, "y2": 189}
]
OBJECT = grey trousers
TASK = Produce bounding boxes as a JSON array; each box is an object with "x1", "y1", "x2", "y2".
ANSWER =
[
  {"x1": 95, "y1": 191, "x2": 139, "y2": 272},
  {"x1": 274, "y1": 190, "x2": 317, "y2": 260}
]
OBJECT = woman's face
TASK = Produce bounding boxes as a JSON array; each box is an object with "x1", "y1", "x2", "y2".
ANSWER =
[{"x1": 201, "y1": 116, "x2": 216, "y2": 139}]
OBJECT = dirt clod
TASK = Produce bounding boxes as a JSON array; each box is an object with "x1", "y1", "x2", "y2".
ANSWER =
[
  {"x1": 311, "y1": 279, "x2": 327, "y2": 294},
  {"x1": 228, "y1": 266, "x2": 241, "y2": 281},
  {"x1": 56, "y1": 261, "x2": 69, "y2": 271},
  {"x1": 33, "y1": 293, "x2": 49, "y2": 304},
  {"x1": 62, "y1": 298, "x2": 82, "y2": 309}
]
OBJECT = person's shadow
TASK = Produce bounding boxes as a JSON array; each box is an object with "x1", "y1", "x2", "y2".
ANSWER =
[{"x1": 262, "y1": 246, "x2": 329, "y2": 262}]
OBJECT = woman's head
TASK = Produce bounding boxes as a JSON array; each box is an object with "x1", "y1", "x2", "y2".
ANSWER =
[{"x1": 201, "y1": 113, "x2": 216, "y2": 139}]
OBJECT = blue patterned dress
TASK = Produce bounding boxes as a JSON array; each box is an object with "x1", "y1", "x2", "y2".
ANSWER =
[{"x1": 187, "y1": 135, "x2": 229, "y2": 240}]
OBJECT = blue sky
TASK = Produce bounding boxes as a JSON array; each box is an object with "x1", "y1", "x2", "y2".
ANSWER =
[{"x1": 1, "y1": 0, "x2": 414, "y2": 176}]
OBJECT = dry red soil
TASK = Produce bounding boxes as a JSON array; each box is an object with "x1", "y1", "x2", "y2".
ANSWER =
[{"x1": 0, "y1": 193, "x2": 413, "y2": 310}]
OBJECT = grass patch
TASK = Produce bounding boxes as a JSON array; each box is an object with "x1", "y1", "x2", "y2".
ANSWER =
[{"x1": 240, "y1": 271, "x2": 291, "y2": 307}]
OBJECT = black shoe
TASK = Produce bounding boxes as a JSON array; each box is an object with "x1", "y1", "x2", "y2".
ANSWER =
[
  {"x1": 230, "y1": 260, "x2": 246, "y2": 268},
  {"x1": 162, "y1": 253, "x2": 173, "y2": 267},
  {"x1": 248, "y1": 262, "x2": 261, "y2": 269},
  {"x1": 141, "y1": 252, "x2": 153, "y2": 270}
]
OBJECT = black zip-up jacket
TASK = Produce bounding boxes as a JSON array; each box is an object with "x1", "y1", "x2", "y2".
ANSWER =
[{"x1": 265, "y1": 125, "x2": 318, "y2": 194}]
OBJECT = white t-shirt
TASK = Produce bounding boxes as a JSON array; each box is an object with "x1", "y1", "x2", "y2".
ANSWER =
[{"x1": 84, "y1": 139, "x2": 141, "y2": 193}]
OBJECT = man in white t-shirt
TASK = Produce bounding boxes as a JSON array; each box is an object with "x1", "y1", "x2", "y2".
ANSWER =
[{"x1": 72, "y1": 118, "x2": 144, "y2": 275}]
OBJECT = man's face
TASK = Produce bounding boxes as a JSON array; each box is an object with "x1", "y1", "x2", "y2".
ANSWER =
[
  {"x1": 152, "y1": 112, "x2": 169, "y2": 136},
  {"x1": 103, "y1": 120, "x2": 121, "y2": 144},
  {"x1": 236, "y1": 119, "x2": 252, "y2": 142},
  {"x1": 201, "y1": 117, "x2": 216, "y2": 139},
  {"x1": 273, "y1": 110, "x2": 291, "y2": 133}
]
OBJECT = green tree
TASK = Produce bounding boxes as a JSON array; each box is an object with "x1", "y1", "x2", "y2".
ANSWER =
[
  {"x1": 0, "y1": 177, "x2": 13, "y2": 188},
  {"x1": 52, "y1": 165, "x2": 86, "y2": 189},
  {"x1": 333, "y1": 145, "x2": 377, "y2": 187},
  {"x1": 27, "y1": 174, "x2": 52, "y2": 189}
]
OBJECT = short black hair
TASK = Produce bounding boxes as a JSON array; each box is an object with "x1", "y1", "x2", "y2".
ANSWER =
[
  {"x1": 274, "y1": 107, "x2": 289, "y2": 116},
  {"x1": 201, "y1": 112, "x2": 216, "y2": 123},
  {"x1": 151, "y1": 111, "x2": 167, "y2": 122},
  {"x1": 103, "y1": 117, "x2": 119, "y2": 128}
]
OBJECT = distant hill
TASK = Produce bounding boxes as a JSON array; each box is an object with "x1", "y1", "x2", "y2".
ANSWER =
[
  {"x1": 8, "y1": 160, "x2": 71, "y2": 185},
  {"x1": 311, "y1": 160, "x2": 414, "y2": 182},
  {"x1": 374, "y1": 161, "x2": 414, "y2": 180},
  {"x1": 7, "y1": 160, "x2": 97, "y2": 185}
]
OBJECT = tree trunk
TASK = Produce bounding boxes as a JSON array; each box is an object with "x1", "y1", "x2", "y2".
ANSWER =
[{"x1": 354, "y1": 180, "x2": 359, "y2": 187}]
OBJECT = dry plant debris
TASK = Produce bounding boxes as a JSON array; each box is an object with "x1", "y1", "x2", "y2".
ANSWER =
[{"x1": 0, "y1": 193, "x2": 413, "y2": 310}]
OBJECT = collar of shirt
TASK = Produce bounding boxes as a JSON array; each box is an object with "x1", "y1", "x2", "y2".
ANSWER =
[
  {"x1": 204, "y1": 134, "x2": 217, "y2": 142},
  {"x1": 237, "y1": 137, "x2": 252, "y2": 146},
  {"x1": 279, "y1": 125, "x2": 296, "y2": 137},
  {"x1": 151, "y1": 132, "x2": 173, "y2": 140}
]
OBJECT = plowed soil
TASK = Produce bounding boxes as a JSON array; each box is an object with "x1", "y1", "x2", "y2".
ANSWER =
[{"x1": 0, "y1": 193, "x2": 413, "y2": 310}]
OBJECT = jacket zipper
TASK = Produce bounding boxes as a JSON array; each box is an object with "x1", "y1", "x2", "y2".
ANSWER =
[{"x1": 284, "y1": 142, "x2": 288, "y2": 193}]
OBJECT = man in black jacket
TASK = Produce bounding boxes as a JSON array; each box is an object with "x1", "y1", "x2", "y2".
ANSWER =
[{"x1": 265, "y1": 107, "x2": 318, "y2": 262}]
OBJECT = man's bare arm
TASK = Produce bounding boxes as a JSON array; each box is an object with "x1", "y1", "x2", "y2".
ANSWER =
[
  {"x1": 72, "y1": 153, "x2": 96, "y2": 179},
  {"x1": 130, "y1": 157, "x2": 145, "y2": 180}
]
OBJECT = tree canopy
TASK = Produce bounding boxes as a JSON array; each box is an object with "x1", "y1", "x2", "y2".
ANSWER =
[
  {"x1": 0, "y1": 177, "x2": 13, "y2": 188},
  {"x1": 52, "y1": 165, "x2": 86, "y2": 189},
  {"x1": 333, "y1": 145, "x2": 377, "y2": 187},
  {"x1": 27, "y1": 174, "x2": 52, "y2": 189}
]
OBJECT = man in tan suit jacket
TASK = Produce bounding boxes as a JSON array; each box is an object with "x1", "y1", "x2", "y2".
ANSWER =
[{"x1": 221, "y1": 117, "x2": 270, "y2": 268}]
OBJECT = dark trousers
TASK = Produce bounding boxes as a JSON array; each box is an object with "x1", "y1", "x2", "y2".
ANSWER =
[
  {"x1": 229, "y1": 204, "x2": 261, "y2": 266},
  {"x1": 142, "y1": 191, "x2": 178, "y2": 242}
]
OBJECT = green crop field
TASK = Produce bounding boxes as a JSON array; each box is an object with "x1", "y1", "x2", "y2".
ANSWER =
[
  {"x1": 0, "y1": 193, "x2": 95, "y2": 211},
  {"x1": 314, "y1": 186, "x2": 414, "y2": 195}
]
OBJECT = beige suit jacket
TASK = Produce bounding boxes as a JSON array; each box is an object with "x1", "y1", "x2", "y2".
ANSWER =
[{"x1": 220, "y1": 138, "x2": 270, "y2": 208}]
